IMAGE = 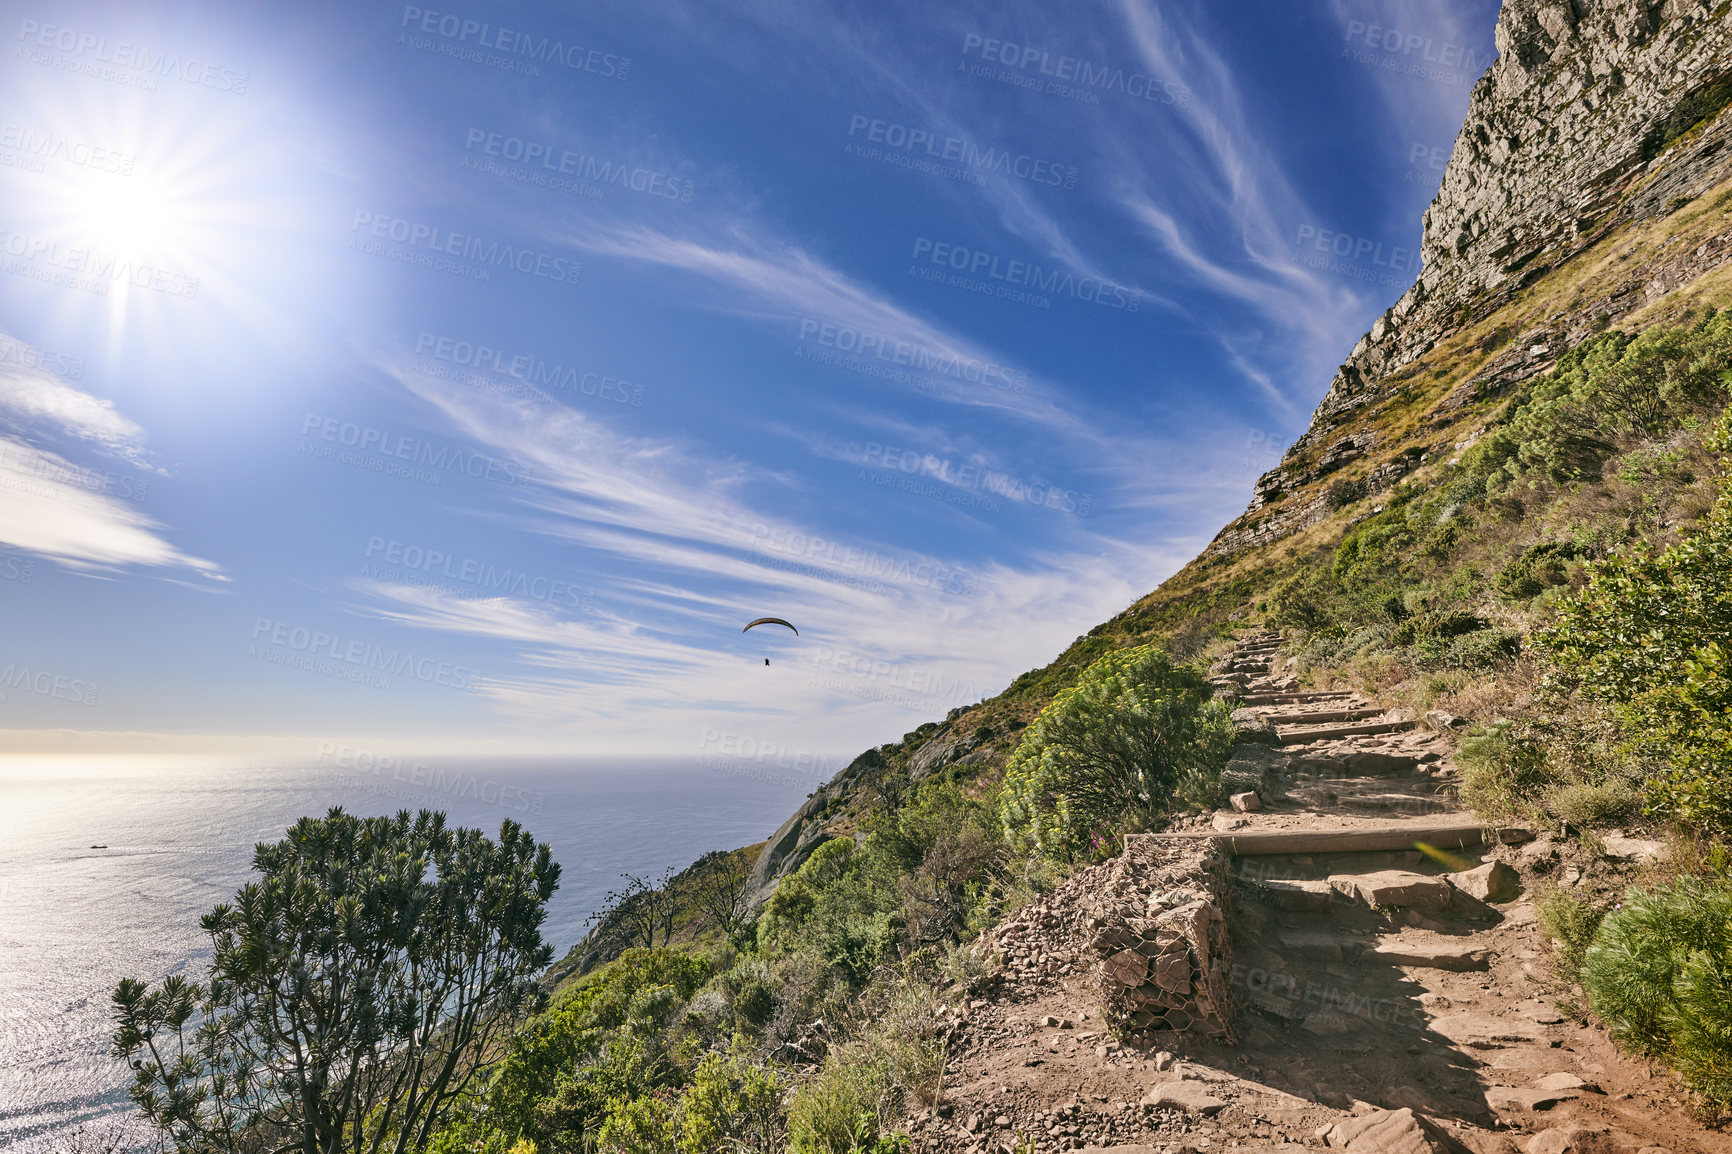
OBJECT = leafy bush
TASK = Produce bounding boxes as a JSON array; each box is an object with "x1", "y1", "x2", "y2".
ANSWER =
[
  {"x1": 1538, "y1": 404, "x2": 1732, "y2": 834},
  {"x1": 996, "y1": 645, "x2": 1234, "y2": 860},
  {"x1": 1496, "y1": 541, "x2": 1580, "y2": 600},
  {"x1": 1583, "y1": 878, "x2": 1732, "y2": 1110},
  {"x1": 479, "y1": 949, "x2": 713, "y2": 1148},
  {"x1": 758, "y1": 840, "x2": 895, "y2": 985},
  {"x1": 759, "y1": 780, "x2": 1005, "y2": 984}
]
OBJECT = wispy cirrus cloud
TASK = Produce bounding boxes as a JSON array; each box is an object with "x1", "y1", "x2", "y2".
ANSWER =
[
  {"x1": 0, "y1": 439, "x2": 220, "y2": 577},
  {"x1": 346, "y1": 355, "x2": 1169, "y2": 745},
  {"x1": 0, "y1": 355, "x2": 220, "y2": 578}
]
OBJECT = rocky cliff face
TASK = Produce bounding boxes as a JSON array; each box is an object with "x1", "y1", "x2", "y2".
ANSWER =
[{"x1": 1207, "y1": 0, "x2": 1732, "y2": 557}]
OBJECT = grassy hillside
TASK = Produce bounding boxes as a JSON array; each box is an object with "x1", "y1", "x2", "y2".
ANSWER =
[{"x1": 426, "y1": 176, "x2": 1732, "y2": 1152}]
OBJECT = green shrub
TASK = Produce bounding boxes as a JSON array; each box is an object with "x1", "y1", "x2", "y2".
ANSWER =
[
  {"x1": 1496, "y1": 541, "x2": 1579, "y2": 600},
  {"x1": 786, "y1": 1050, "x2": 892, "y2": 1154},
  {"x1": 480, "y1": 949, "x2": 712, "y2": 1147},
  {"x1": 1537, "y1": 886, "x2": 1605, "y2": 983},
  {"x1": 674, "y1": 1046, "x2": 784, "y2": 1154},
  {"x1": 1457, "y1": 721, "x2": 1552, "y2": 821},
  {"x1": 996, "y1": 645, "x2": 1234, "y2": 860},
  {"x1": 1549, "y1": 780, "x2": 1640, "y2": 828},
  {"x1": 1437, "y1": 627, "x2": 1522, "y2": 670},
  {"x1": 1538, "y1": 404, "x2": 1732, "y2": 835},
  {"x1": 758, "y1": 840, "x2": 896, "y2": 985},
  {"x1": 1582, "y1": 878, "x2": 1732, "y2": 1109}
]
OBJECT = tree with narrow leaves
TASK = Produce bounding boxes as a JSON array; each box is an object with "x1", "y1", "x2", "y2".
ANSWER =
[
  {"x1": 112, "y1": 807, "x2": 559, "y2": 1154},
  {"x1": 594, "y1": 866, "x2": 679, "y2": 952},
  {"x1": 683, "y1": 849, "x2": 757, "y2": 951}
]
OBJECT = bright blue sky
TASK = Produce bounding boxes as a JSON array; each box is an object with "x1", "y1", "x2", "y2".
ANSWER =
[{"x1": 0, "y1": 0, "x2": 1497, "y2": 760}]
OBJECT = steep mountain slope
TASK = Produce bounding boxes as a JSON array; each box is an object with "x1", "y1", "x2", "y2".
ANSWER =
[
  {"x1": 743, "y1": 0, "x2": 1732, "y2": 904},
  {"x1": 506, "y1": 8, "x2": 1732, "y2": 1152}
]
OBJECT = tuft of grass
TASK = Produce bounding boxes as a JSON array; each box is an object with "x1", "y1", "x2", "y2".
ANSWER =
[
  {"x1": 1548, "y1": 780, "x2": 1641, "y2": 828},
  {"x1": 1537, "y1": 885, "x2": 1606, "y2": 982}
]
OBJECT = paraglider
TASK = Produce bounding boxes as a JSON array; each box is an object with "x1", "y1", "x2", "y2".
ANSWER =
[{"x1": 743, "y1": 617, "x2": 797, "y2": 664}]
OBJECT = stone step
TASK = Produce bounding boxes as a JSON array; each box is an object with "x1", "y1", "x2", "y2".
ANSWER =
[
  {"x1": 1237, "y1": 691, "x2": 1358, "y2": 706},
  {"x1": 1278, "y1": 928, "x2": 1347, "y2": 960},
  {"x1": 1148, "y1": 817, "x2": 1530, "y2": 856},
  {"x1": 1277, "y1": 719, "x2": 1419, "y2": 743},
  {"x1": 1235, "y1": 876, "x2": 1334, "y2": 912},
  {"x1": 1288, "y1": 750, "x2": 1427, "y2": 777},
  {"x1": 1364, "y1": 938, "x2": 1491, "y2": 971},
  {"x1": 1337, "y1": 793, "x2": 1455, "y2": 815},
  {"x1": 1257, "y1": 706, "x2": 1385, "y2": 724},
  {"x1": 1328, "y1": 870, "x2": 1455, "y2": 912}
]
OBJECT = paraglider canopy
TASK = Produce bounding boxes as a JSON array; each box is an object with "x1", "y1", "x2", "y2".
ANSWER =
[{"x1": 742, "y1": 617, "x2": 798, "y2": 635}]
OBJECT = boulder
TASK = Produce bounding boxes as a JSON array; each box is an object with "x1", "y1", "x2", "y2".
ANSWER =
[
  {"x1": 1600, "y1": 833, "x2": 1666, "y2": 862},
  {"x1": 908, "y1": 733, "x2": 979, "y2": 779},
  {"x1": 1231, "y1": 708, "x2": 1282, "y2": 746},
  {"x1": 1449, "y1": 861, "x2": 1523, "y2": 902},
  {"x1": 1326, "y1": 1108, "x2": 1457, "y2": 1153},
  {"x1": 1328, "y1": 870, "x2": 1455, "y2": 911},
  {"x1": 742, "y1": 791, "x2": 834, "y2": 911},
  {"x1": 1141, "y1": 1082, "x2": 1225, "y2": 1115},
  {"x1": 1425, "y1": 710, "x2": 1469, "y2": 732},
  {"x1": 1230, "y1": 790, "x2": 1263, "y2": 812},
  {"x1": 1525, "y1": 1128, "x2": 1620, "y2": 1154}
]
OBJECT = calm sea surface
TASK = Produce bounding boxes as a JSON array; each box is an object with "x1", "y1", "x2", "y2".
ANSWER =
[{"x1": 0, "y1": 755, "x2": 811, "y2": 1149}]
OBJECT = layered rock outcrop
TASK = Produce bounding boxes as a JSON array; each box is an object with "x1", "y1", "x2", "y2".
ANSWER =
[{"x1": 1208, "y1": 0, "x2": 1732, "y2": 558}]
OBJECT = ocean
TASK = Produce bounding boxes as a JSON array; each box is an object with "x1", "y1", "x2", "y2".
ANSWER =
[{"x1": 0, "y1": 754, "x2": 814, "y2": 1149}]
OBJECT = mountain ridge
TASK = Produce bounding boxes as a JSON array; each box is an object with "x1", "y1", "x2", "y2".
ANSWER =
[{"x1": 734, "y1": 0, "x2": 1732, "y2": 914}]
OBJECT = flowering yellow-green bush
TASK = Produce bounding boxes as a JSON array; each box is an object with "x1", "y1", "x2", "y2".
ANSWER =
[{"x1": 997, "y1": 644, "x2": 1233, "y2": 860}]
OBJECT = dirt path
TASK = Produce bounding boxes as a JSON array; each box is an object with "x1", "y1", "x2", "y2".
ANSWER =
[{"x1": 906, "y1": 634, "x2": 1721, "y2": 1154}]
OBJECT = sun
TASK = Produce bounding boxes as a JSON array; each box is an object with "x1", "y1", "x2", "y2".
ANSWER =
[{"x1": 62, "y1": 168, "x2": 188, "y2": 259}]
